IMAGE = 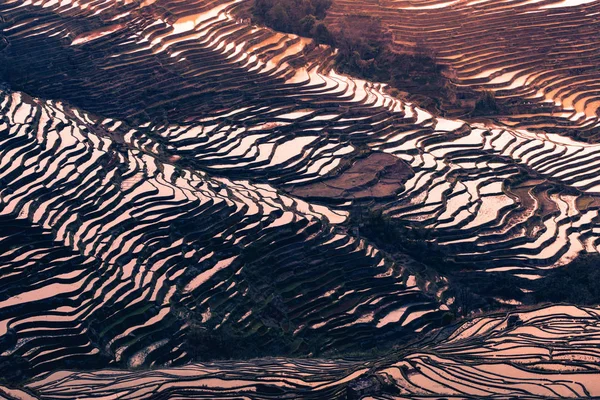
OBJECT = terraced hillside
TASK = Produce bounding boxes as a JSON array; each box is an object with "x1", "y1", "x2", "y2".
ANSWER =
[
  {"x1": 325, "y1": 0, "x2": 600, "y2": 139},
  {"x1": 5, "y1": 304, "x2": 600, "y2": 399},
  {"x1": 2, "y1": 0, "x2": 600, "y2": 397}
]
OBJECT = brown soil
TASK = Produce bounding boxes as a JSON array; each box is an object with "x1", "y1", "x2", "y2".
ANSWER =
[{"x1": 289, "y1": 152, "x2": 414, "y2": 200}]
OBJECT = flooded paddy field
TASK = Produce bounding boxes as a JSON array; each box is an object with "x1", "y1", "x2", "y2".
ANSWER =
[{"x1": 1, "y1": 0, "x2": 600, "y2": 398}]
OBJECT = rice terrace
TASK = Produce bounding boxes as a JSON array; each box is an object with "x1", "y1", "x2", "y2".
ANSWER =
[{"x1": 1, "y1": 0, "x2": 600, "y2": 398}]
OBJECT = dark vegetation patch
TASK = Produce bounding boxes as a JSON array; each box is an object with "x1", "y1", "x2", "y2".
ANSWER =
[
  {"x1": 471, "y1": 90, "x2": 501, "y2": 116},
  {"x1": 184, "y1": 320, "x2": 295, "y2": 361},
  {"x1": 347, "y1": 374, "x2": 401, "y2": 399},
  {"x1": 331, "y1": 16, "x2": 457, "y2": 110},
  {"x1": 350, "y1": 209, "x2": 483, "y2": 318},
  {"x1": 532, "y1": 253, "x2": 600, "y2": 305},
  {"x1": 349, "y1": 209, "x2": 600, "y2": 319},
  {"x1": 252, "y1": 0, "x2": 333, "y2": 39},
  {"x1": 247, "y1": 0, "x2": 508, "y2": 118}
]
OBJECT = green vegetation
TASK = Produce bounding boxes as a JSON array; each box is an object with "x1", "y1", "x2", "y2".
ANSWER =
[
  {"x1": 248, "y1": 2, "x2": 514, "y2": 118},
  {"x1": 350, "y1": 208, "x2": 529, "y2": 317},
  {"x1": 250, "y1": 2, "x2": 452, "y2": 99},
  {"x1": 252, "y1": 0, "x2": 333, "y2": 40},
  {"x1": 471, "y1": 90, "x2": 500, "y2": 116},
  {"x1": 185, "y1": 321, "x2": 294, "y2": 361},
  {"x1": 333, "y1": 17, "x2": 447, "y2": 95},
  {"x1": 350, "y1": 209, "x2": 465, "y2": 317},
  {"x1": 354, "y1": 208, "x2": 448, "y2": 271},
  {"x1": 0, "y1": 356, "x2": 29, "y2": 385},
  {"x1": 353, "y1": 207, "x2": 600, "y2": 316},
  {"x1": 533, "y1": 253, "x2": 600, "y2": 305}
]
